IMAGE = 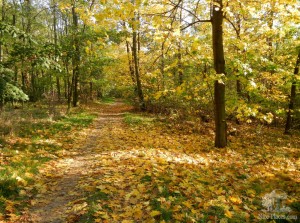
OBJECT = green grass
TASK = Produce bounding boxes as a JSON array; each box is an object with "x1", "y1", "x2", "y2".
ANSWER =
[
  {"x1": 77, "y1": 190, "x2": 110, "y2": 223},
  {"x1": 15, "y1": 112, "x2": 96, "y2": 138},
  {"x1": 123, "y1": 113, "x2": 155, "y2": 125},
  {"x1": 63, "y1": 113, "x2": 96, "y2": 127},
  {"x1": 0, "y1": 173, "x2": 19, "y2": 199},
  {"x1": 100, "y1": 97, "x2": 115, "y2": 104},
  {"x1": 0, "y1": 105, "x2": 97, "y2": 220}
]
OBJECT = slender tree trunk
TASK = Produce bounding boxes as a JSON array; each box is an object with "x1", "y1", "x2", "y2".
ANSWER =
[
  {"x1": 0, "y1": 0, "x2": 5, "y2": 110},
  {"x1": 132, "y1": 0, "x2": 145, "y2": 110},
  {"x1": 212, "y1": 0, "x2": 227, "y2": 148},
  {"x1": 178, "y1": 45, "x2": 183, "y2": 85},
  {"x1": 12, "y1": 4, "x2": 18, "y2": 83},
  {"x1": 285, "y1": 51, "x2": 300, "y2": 134},
  {"x1": 67, "y1": 70, "x2": 74, "y2": 112},
  {"x1": 64, "y1": 75, "x2": 68, "y2": 99},
  {"x1": 66, "y1": 65, "x2": 72, "y2": 112},
  {"x1": 21, "y1": 63, "x2": 26, "y2": 91},
  {"x1": 236, "y1": 79, "x2": 242, "y2": 96},
  {"x1": 267, "y1": 3, "x2": 274, "y2": 62},
  {"x1": 30, "y1": 71, "x2": 36, "y2": 101},
  {"x1": 133, "y1": 28, "x2": 145, "y2": 110},
  {"x1": 160, "y1": 42, "x2": 165, "y2": 90},
  {"x1": 89, "y1": 82, "x2": 93, "y2": 100},
  {"x1": 56, "y1": 77, "x2": 61, "y2": 100},
  {"x1": 72, "y1": 5, "x2": 80, "y2": 107},
  {"x1": 177, "y1": 1, "x2": 183, "y2": 85},
  {"x1": 52, "y1": 1, "x2": 61, "y2": 101},
  {"x1": 125, "y1": 40, "x2": 136, "y2": 85},
  {"x1": 0, "y1": 0, "x2": 5, "y2": 62},
  {"x1": 25, "y1": 0, "x2": 31, "y2": 33}
]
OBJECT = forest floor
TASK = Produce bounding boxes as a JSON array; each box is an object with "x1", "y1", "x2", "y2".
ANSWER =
[{"x1": 0, "y1": 101, "x2": 299, "y2": 223}]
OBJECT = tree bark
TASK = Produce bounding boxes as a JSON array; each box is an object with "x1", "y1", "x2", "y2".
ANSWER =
[
  {"x1": 178, "y1": 45, "x2": 183, "y2": 85},
  {"x1": 0, "y1": 0, "x2": 5, "y2": 62},
  {"x1": 52, "y1": 1, "x2": 61, "y2": 101},
  {"x1": 125, "y1": 39, "x2": 136, "y2": 85},
  {"x1": 132, "y1": 0, "x2": 145, "y2": 111},
  {"x1": 72, "y1": 4, "x2": 80, "y2": 107},
  {"x1": 285, "y1": 51, "x2": 300, "y2": 134},
  {"x1": 177, "y1": 1, "x2": 183, "y2": 85},
  {"x1": 160, "y1": 42, "x2": 165, "y2": 90},
  {"x1": 0, "y1": 0, "x2": 5, "y2": 110},
  {"x1": 89, "y1": 82, "x2": 93, "y2": 100},
  {"x1": 212, "y1": 0, "x2": 227, "y2": 148}
]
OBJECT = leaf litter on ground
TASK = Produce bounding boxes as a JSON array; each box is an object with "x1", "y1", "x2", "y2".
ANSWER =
[{"x1": 0, "y1": 101, "x2": 299, "y2": 222}]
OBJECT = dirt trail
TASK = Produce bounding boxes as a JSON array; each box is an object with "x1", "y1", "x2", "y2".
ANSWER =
[{"x1": 27, "y1": 102, "x2": 133, "y2": 223}]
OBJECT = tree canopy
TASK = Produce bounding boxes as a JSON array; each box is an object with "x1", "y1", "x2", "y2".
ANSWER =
[{"x1": 0, "y1": 0, "x2": 299, "y2": 144}]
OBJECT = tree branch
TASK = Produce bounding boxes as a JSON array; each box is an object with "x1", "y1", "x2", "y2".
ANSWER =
[{"x1": 181, "y1": 19, "x2": 211, "y2": 31}]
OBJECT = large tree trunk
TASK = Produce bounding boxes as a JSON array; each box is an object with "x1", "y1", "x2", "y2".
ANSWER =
[
  {"x1": 285, "y1": 51, "x2": 300, "y2": 134},
  {"x1": 212, "y1": 0, "x2": 227, "y2": 148}
]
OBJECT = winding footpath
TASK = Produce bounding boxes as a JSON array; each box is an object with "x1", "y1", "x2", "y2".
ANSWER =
[{"x1": 27, "y1": 102, "x2": 133, "y2": 223}]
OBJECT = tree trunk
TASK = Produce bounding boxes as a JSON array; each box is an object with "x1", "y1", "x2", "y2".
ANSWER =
[
  {"x1": 64, "y1": 75, "x2": 68, "y2": 99},
  {"x1": 285, "y1": 51, "x2": 300, "y2": 134},
  {"x1": 125, "y1": 39, "x2": 136, "y2": 85},
  {"x1": 160, "y1": 42, "x2": 165, "y2": 90},
  {"x1": 72, "y1": 5, "x2": 80, "y2": 107},
  {"x1": 30, "y1": 70, "x2": 38, "y2": 102},
  {"x1": 89, "y1": 82, "x2": 93, "y2": 100},
  {"x1": 0, "y1": 0, "x2": 5, "y2": 110},
  {"x1": 67, "y1": 71, "x2": 74, "y2": 112},
  {"x1": 0, "y1": 0, "x2": 5, "y2": 62},
  {"x1": 178, "y1": 45, "x2": 183, "y2": 85},
  {"x1": 21, "y1": 64, "x2": 26, "y2": 91},
  {"x1": 132, "y1": 0, "x2": 145, "y2": 111},
  {"x1": 212, "y1": 0, "x2": 227, "y2": 148},
  {"x1": 12, "y1": 4, "x2": 18, "y2": 83},
  {"x1": 56, "y1": 77, "x2": 61, "y2": 101},
  {"x1": 52, "y1": 0, "x2": 61, "y2": 101},
  {"x1": 177, "y1": 1, "x2": 183, "y2": 85}
]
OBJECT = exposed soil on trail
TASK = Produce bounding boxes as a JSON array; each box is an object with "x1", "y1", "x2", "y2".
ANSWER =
[{"x1": 26, "y1": 102, "x2": 134, "y2": 223}]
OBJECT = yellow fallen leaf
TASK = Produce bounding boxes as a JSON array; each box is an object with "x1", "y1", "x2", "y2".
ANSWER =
[
  {"x1": 225, "y1": 210, "x2": 233, "y2": 218},
  {"x1": 229, "y1": 195, "x2": 242, "y2": 204},
  {"x1": 208, "y1": 186, "x2": 215, "y2": 191},
  {"x1": 215, "y1": 187, "x2": 225, "y2": 195},
  {"x1": 150, "y1": 210, "x2": 161, "y2": 217},
  {"x1": 71, "y1": 202, "x2": 88, "y2": 212},
  {"x1": 182, "y1": 200, "x2": 192, "y2": 208}
]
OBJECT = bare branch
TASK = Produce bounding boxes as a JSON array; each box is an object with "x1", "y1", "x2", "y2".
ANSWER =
[{"x1": 181, "y1": 19, "x2": 211, "y2": 31}]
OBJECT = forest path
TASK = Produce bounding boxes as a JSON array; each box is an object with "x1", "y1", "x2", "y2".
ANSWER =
[
  {"x1": 21, "y1": 100, "x2": 300, "y2": 223},
  {"x1": 27, "y1": 101, "x2": 134, "y2": 223}
]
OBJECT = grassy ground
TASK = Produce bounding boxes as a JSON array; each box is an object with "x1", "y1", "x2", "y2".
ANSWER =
[{"x1": 0, "y1": 103, "x2": 96, "y2": 221}]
